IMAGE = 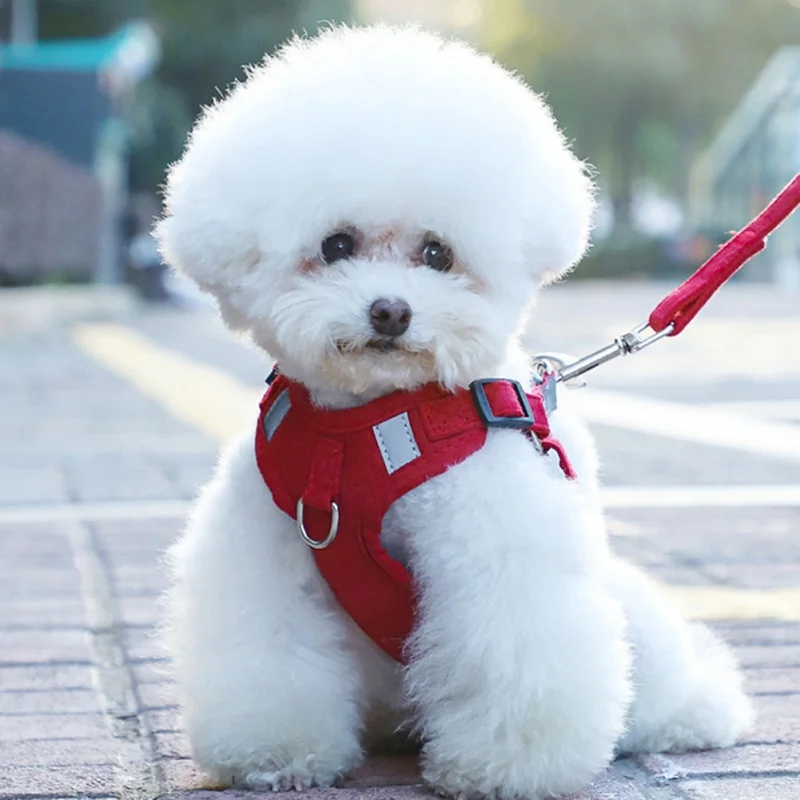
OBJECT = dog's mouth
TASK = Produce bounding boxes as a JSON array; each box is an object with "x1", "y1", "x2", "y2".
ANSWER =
[
  {"x1": 366, "y1": 338, "x2": 400, "y2": 353},
  {"x1": 336, "y1": 338, "x2": 407, "y2": 354}
]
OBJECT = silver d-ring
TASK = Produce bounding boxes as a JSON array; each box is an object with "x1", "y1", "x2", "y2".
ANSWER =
[{"x1": 296, "y1": 498, "x2": 339, "y2": 550}]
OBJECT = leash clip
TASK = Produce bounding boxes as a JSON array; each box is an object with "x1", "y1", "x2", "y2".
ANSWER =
[
  {"x1": 616, "y1": 320, "x2": 676, "y2": 356},
  {"x1": 535, "y1": 320, "x2": 675, "y2": 386}
]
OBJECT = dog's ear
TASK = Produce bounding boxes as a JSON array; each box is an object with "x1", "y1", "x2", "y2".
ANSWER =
[
  {"x1": 520, "y1": 154, "x2": 596, "y2": 287},
  {"x1": 155, "y1": 156, "x2": 262, "y2": 297}
]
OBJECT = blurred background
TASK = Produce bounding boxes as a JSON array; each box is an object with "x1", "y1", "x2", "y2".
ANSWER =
[
  {"x1": 2, "y1": 0, "x2": 800, "y2": 295},
  {"x1": 2, "y1": 8, "x2": 799, "y2": 796}
]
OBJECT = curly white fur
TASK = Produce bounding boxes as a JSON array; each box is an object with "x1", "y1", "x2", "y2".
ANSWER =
[{"x1": 157, "y1": 24, "x2": 753, "y2": 798}]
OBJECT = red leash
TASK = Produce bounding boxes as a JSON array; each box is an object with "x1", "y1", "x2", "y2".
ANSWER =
[
  {"x1": 649, "y1": 173, "x2": 800, "y2": 335},
  {"x1": 543, "y1": 173, "x2": 800, "y2": 384}
]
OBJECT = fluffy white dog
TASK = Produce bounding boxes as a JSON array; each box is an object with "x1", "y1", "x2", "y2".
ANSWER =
[{"x1": 157, "y1": 25, "x2": 753, "y2": 799}]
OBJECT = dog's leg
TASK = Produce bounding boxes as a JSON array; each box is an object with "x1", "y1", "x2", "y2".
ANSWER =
[
  {"x1": 548, "y1": 400, "x2": 754, "y2": 753},
  {"x1": 400, "y1": 432, "x2": 632, "y2": 800},
  {"x1": 163, "y1": 434, "x2": 365, "y2": 790},
  {"x1": 611, "y1": 559, "x2": 754, "y2": 755}
]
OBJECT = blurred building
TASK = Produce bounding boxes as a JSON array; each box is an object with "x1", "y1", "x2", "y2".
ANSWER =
[
  {"x1": 0, "y1": 22, "x2": 159, "y2": 284},
  {"x1": 691, "y1": 48, "x2": 800, "y2": 287},
  {"x1": 0, "y1": 129, "x2": 101, "y2": 284}
]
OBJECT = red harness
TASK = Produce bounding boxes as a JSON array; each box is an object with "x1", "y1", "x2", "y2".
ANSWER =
[{"x1": 254, "y1": 371, "x2": 575, "y2": 661}]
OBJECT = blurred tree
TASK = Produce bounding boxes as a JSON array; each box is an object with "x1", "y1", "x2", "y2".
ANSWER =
[
  {"x1": 481, "y1": 0, "x2": 800, "y2": 228},
  {"x1": 38, "y1": 0, "x2": 146, "y2": 38},
  {"x1": 38, "y1": 0, "x2": 351, "y2": 191}
]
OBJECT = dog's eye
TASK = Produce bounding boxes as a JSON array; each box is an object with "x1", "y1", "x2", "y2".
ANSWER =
[
  {"x1": 321, "y1": 232, "x2": 355, "y2": 263},
  {"x1": 421, "y1": 240, "x2": 454, "y2": 273}
]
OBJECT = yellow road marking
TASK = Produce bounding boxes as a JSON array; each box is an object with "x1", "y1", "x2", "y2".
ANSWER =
[
  {"x1": 72, "y1": 322, "x2": 800, "y2": 622},
  {"x1": 73, "y1": 322, "x2": 260, "y2": 442},
  {"x1": 666, "y1": 586, "x2": 800, "y2": 622}
]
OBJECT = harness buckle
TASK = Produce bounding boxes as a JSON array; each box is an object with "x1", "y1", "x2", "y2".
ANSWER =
[
  {"x1": 470, "y1": 379, "x2": 535, "y2": 430},
  {"x1": 265, "y1": 364, "x2": 281, "y2": 385},
  {"x1": 296, "y1": 498, "x2": 339, "y2": 550}
]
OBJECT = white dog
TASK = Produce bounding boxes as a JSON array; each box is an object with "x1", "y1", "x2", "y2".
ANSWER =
[{"x1": 157, "y1": 25, "x2": 753, "y2": 799}]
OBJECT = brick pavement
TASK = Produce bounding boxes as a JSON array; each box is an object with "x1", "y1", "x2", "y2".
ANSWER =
[
  {"x1": 1, "y1": 285, "x2": 799, "y2": 799},
  {"x1": 3, "y1": 512, "x2": 799, "y2": 799}
]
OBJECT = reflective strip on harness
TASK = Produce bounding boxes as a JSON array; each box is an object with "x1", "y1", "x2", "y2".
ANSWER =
[
  {"x1": 263, "y1": 388, "x2": 291, "y2": 440},
  {"x1": 372, "y1": 412, "x2": 421, "y2": 474}
]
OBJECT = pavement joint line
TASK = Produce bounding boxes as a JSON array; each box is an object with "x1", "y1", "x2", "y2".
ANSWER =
[
  {"x1": 68, "y1": 519, "x2": 164, "y2": 800},
  {"x1": 680, "y1": 770, "x2": 800, "y2": 781},
  {"x1": 0, "y1": 687, "x2": 93, "y2": 694},
  {"x1": 0, "y1": 624, "x2": 91, "y2": 632},
  {"x1": 0, "y1": 795, "x2": 115, "y2": 800},
  {"x1": 0, "y1": 710, "x2": 103, "y2": 717},
  {"x1": 5, "y1": 482, "x2": 800, "y2": 527},
  {"x1": 601, "y1": 484, "x2": 800, "y2": 508},
  {"x1": 742, "y1": 739, "x2": 800, "y2": 747},
  {"x1": 0, "y1": 499, "x2": 193, "y2": 524},
  {"x1": 0, "y1": 660, "x2": 94, "y2": 668}
]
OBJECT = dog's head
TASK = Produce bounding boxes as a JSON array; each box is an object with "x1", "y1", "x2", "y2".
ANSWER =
[{"x1": 157, "y1": 25, "x2": 594, "y2": 398}]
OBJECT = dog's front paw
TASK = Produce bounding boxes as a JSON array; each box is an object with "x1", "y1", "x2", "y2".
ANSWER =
[
  {"x1": 422, "y1": 749, "x2": 598, "y2": 800},
  {"x1": 239, "y1": 755, "x2": 338, "y2": 791},
  {"x1": 423, "y1": 761, "x2": 502, "y2": 800}
]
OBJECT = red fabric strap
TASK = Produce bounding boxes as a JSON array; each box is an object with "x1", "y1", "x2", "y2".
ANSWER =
[
  {"x1": 484, "y1": 381, "x2": 526, "y2": 416},
  {"x1": 302, "y1": 437, "x2": 343, "y2": 511},
  {"x1": 539, "y1": 435, "x2": 577, "y2": 480},
  {"x1": 419, "y1": 380, "x2": 535, "y2": 438},
  {"x1": 649, "y1": 173, "x2": 800, "y2": 335}
]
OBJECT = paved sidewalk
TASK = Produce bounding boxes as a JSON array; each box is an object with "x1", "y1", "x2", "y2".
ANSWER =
[{"x1": 1, "y1": 284, "x2": 799, "y2": 800}]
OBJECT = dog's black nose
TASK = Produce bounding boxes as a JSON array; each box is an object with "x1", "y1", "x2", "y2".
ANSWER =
[{"x1": 369, "y1": 298, "x2": 412, "y2": 337}]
